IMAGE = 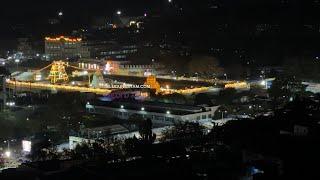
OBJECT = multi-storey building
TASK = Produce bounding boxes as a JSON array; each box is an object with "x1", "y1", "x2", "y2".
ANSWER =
[{"x1": 45, "y1": 36, "x2": 90, "y2": 60}]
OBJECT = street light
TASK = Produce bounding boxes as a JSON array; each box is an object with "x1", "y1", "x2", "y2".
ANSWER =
[
  {"x1": 224, "y1": 73, "x2": 227, "y2": 81},
  {"x1": 5, "y1": 151, "x2": 11, "y2": 158},
  {"x1": 15, "y1": 59, "x2": 20, "y2": 69},
  {"x1": 116, "y1": 10, "x2": 122, "y2": 15},
  {"x1": 141, "y1": 107, "x2": 145, "y2": 111},
  {"x1": 6, "y1": 101, "x2": 15, "y2": 107},
  {"x1": 218, "y1": 110, "x2": 227, "y2": 120},
  {"x1": 3, "y1": 139, "x2": 13, "y2": 158}
]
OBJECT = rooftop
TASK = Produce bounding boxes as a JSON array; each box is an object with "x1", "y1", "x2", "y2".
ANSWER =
[
  {"x1": 45, "y1": 36, "x2": 82, "y2": 42},
  {"x1": 83, "y1": 124, "x2": 129, "y2": 135},
  {"x1": 92, "y1": 100, "x2": 213, "y2": 116}
]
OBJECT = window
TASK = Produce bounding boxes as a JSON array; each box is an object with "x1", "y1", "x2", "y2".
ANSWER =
[
  {"x1": 155, "y1": 115, "x2": 164, "y2": 121},
  {"x1": 208, "y1": 114, "x2": 212, "y2": 118},
  {"x1": 202, "y1": 115, "x2": 206, "y2": 119},
  {"x1": 196, "y1": 116, "x2": 200, "y2": 120},
  {"x1": 165, "y1": 117, "x2": 174, "y2": 122}
]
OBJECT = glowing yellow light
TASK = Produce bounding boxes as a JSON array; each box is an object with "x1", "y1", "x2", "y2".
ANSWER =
[
  {"x1": 45, "y1": 36, "x2": 82, "y2": 42},
  {"x1": 6, "y1": 79, "x2": 111, "y2": 95}
]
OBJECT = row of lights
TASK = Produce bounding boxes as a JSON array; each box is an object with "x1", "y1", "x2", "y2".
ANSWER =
[
  {"x1": 120, "y1": 105, "x2": 171, "y2": 114},
  {"x1": 6, "y1": 101, "x2": 15, "y2": 107}
]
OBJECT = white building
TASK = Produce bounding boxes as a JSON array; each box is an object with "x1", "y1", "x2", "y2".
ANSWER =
[
  {"x1": 302, "y1": 82, "x2": 320, "y2": 94},
  {"x1": 86, "y1": 101, "x2": 219, "y2": 125}
]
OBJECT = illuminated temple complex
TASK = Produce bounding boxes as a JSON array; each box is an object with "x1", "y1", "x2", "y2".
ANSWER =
[
  {"x1": 144, "y1": 75, "x2": 160, "y2": 92},
  {"x1": 45, "y1": 36, "x2": 90, "y2": 60}
]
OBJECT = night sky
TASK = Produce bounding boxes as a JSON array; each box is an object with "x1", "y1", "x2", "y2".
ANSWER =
[
  {"x1": 1, "y1": 0, "x2": 319, "y2": 32},
  {"x1": 1, "y1": 0, "x2": 320, "y2": 63},
  {"x1": 1, "y1": 0, "x2": 161, "y2": 23},
  {"x1": 0, "y1": 0, "x2": 162, "y2": 38}
]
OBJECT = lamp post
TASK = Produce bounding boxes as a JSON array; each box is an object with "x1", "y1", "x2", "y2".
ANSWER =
[
  {"x1": 2, "y1": 76, "x2": 6, "y2": 111},
  {"x1": 4, "y1": 140, "x2": 12, "y2": 158},
  {"x1": 15, "y1": 59, "x2": 20, "y2": 70},
  {"x1": 224, "y1": 73, "x2": 228, "y2": 81},
  {"x1": 218, "y1": 110, "x2": 227, "y2": 120}
]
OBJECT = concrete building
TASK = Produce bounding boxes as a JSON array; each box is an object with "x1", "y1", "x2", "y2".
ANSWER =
[
  {"x1": 83, "y1": 40, "x2": 138, "y2": 59},
  {"x1": 117, "y1": 63, "x2": 164, "y2": 76},
  {"x1": 80, "y1": 124, "x2": 129, "y2": 139},
  {"x1": 103, "y1": 59, "x2": 164, "y2": 76},
  {"x1": 45, "y1": 36, "x2": 90, "y2": 60},
  {"x1": 100, "y1": 45, "x2": 138, "y2": 59},
  {"x1": 17, "y1": 38, "x2": 34, "y2": 58},
  {"x1": 302, "y1": 82, "x2": 320, "y2": 94},
  {"x1": 86, "y1": 101, "x2": 219, "y2": 125}
]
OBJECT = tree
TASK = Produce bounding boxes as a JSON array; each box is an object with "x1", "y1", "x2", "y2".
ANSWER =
[
  {"x1": 72, "y1": 143, "x2": 92, "y2": 160},
  {"x1": 283, "y1": 55, "x2": 320, "y2": 81},
  {"x1": 161, "y1": 122, "x2": 205, "y2": 145},
  {"x1": 138, "y1": 119, "x2": 156, "y2": 143},
  {"x1": 268, "y1": 75, "x2": 306, "y2": 108},
  {"x1": 27, "y1": 138, "x2": 53, "y2": 161},
  {"x1": 217, "y1": 88, "x2": 237, "y2": 104},
  {"x1": 194, "y1": 93, "x2": 213, "y2": 105},
  {"x1": 0, "y1": 156, "x2": 5, "y2": 169},
  {"x1": 128, "y1": 114, "x2": 144, "y2": 130},
  {"x1": 0, "y1": 67, "x2": 10, "y2": 76},
  {"x1": 206, "y1": 122, "x2": 226, "y2": 145},
  {"x1": 124, "y1": 135, "x2": 139, "y2": 156}
]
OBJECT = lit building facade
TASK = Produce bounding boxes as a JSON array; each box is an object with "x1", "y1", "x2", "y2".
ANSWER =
[
  {"x1": 144, "y1": 75, "x2": 160, "y2": 92},
  {"x1": 45, "y1": 36, "x2": 90, "y2": 60},
  {"x1": 100, "y1": 45, "x2": 138, "y2": 59},
  {"x1": 117, "y1": 64, "x2": 163, "y2": 76},
  {"x1": 103, "y1": 59, "x2": 164, "y2": 76}
]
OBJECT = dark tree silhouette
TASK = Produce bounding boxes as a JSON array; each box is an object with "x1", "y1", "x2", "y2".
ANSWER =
[
  {"x1": 194, "y1": 93, "x2": 213, "y2": 105},
  {"x1": 138, "y1": 119, "x2": 156, "y2": 144},
  {"x1": 161, "y1": 122, "x2": 205, "y2": 146},
  {"x1": 0, "y1": 67, "x2": 10, "y2": 76},
  {"x1": 268, "y1": 75, "x2": 306, "y2": 110}
]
